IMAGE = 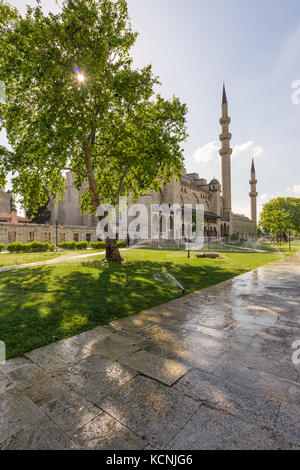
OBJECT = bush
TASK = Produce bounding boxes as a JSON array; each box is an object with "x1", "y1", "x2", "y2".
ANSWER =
[
  {"x1": 49, "y1": 244, "x2": 56, "y2": 252},
  {"x1": 57, "y1": 241, "x2": 77, "y2": 250},
  {"x1": 117, "y1": 241, "x2": 128, "y2": 248},
  {"x1": 6, "y1": 242, "x2": 51, "y2": 253},
  {"x1": 90, "y1": 240, "x2": 128, "y2": 250},
  {"x1": 0, "y1": 243, "x2": 4, "y2": 252},
  {"x1": 76, "y1": 241, "x2": 88, "y2": 250},
  {"x1": 28, "y1": 242, "x2": 50, "y2": 252},
  {"x1": 90, "y1": 241, "x2": 106, "y2": 250}
]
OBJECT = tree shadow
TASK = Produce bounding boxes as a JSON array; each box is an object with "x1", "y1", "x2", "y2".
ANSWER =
[{"x1": 0, "y1": 259, "x2": 246, "y2": 358}]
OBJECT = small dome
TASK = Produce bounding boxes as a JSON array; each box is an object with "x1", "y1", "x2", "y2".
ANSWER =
[{"x1": 210, "y1": 178, "x2": 220, "y2": 185}]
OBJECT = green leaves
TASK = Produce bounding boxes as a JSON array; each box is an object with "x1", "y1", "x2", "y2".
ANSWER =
[
  {"x1": 0, "y1": 0, "x2": 187, "y2": 217},
  {"x1": 259, "y1": 197, "x2": 300, "y2": 235}
]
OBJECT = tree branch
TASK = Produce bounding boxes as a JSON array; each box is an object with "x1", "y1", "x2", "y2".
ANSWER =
[
  {"x1": 83, "y1": 142, "x2": 100, "y2": 210},
  {"x1": 112, "y1": 166, "x2": 130, "y2": 205}
]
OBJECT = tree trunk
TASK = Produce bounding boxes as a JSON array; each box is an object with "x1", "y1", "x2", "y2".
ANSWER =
[{"x1": 105, "y1": 238, "x2": 123, "y2": 262}]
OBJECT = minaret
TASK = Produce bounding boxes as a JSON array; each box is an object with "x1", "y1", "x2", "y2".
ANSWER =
[
  {"x1": 219, "y1": 83, "x2": 232, "y2": 218},
  {"x1": 249, "y1": 158, "x2": 258, "y2": 226}
]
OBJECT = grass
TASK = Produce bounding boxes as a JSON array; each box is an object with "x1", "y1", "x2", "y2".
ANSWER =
[
  {"x1": 0, "y1": 251, "x2": 66, "y2": 268},
  {"x1": 0, "y1": 249, "x2": 105, "y2": 268},
  {"x1": 0, "y1": 248, "x2": 295, "y2": 359}
]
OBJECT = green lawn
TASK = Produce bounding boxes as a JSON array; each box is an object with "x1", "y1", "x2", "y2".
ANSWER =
[
  {"x1": 0, "y1": 248, "x2": 295, "y2": 358},
  {"x1": 0, "y1": 249, "x2": 106, "y2": 268},
  {"x1": 0, "y1": 251, "x2": 66, "y2": 268}
]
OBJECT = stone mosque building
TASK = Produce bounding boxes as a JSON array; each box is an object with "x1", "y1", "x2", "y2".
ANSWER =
[{"x1": 0, "y1": 85, "x2": 258, "y2": 245}]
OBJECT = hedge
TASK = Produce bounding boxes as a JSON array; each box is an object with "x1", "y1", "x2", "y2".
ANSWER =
[
  {"x1": 57, "y1": 241, "x2": 77, "y2": 250},
  {"x1": 4, "y1": 240, "x2": 128, "y2": 253},
  {"x1": 90, "y1": 240, "x2": 128, "y2": 250},
  {"x1": 57, "y1": 241, "x2": 89, "y2": 250},
  {"x1": 6, "y1": 242, "x2": 54, "y2": 253},
  {"x1": 77, "y1": 241, "x2": 89, "y2": 250},
  {"x1": 90, "y1": 241, "x2": 106, "y2": 250}
]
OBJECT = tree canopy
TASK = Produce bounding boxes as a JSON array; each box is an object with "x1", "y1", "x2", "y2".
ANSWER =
[
  {"x1": 0, "y1": 0, "x2": 188, "y2": 260},
  {"x1": 259, "y1": 197, "x2": 300, "y2": 236}
]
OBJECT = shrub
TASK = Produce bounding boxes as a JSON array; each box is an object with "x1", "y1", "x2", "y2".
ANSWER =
[
  {"x1": 57, "y1": 241, "x2": 77, "y2": 250},
  {"x1": 117, "y1": 241, "x2": 128, "y2": 248},
  {"x1": 6, "y1": 242, "x2": 51, "y2": 253},
  {"x1": 90, "y1": 241, "x2": 127, "y2": 250},
  {"x1": 0, "y1": 243, "x2": 4, "y2": 252},
  {"x1": 28, "y1": 242, "x2": 50, "y2": 252},
  {"x1": 7, "y1": 242, "x2": 24, "y2": 253},
  {"x1": 76, "y1": 241, "x2": 88, "y2": 250},
  {"x1": 49, "y1": 244, "x2": 56, "y2": 252},
  {"x1": 90, "y1": 241, "x2": 106, "y2": 250}
]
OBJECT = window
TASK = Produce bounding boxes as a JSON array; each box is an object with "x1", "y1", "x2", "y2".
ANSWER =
[
  {"x1": 8, "y1": 232, "x2": 16, "y2": 242},
  {"x1": 60, "y1": 233, "x2": 66, "y2": 242},
  {"x1": 73, "y1": 233, "x2": 79, "y2": 242},
  {"x1": 86, "y1": 233, "x2": 91, "y2": 242},
  {"x1": 44, "y1": 233, "x2": 51, "y2": 242},
  {"x1": 28, "y1": 232, "x2": 35, "y2": 242}
]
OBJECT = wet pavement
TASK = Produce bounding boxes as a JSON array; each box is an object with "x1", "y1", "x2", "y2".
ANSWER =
[{"x1": 0, "y1": 253, "x2": 299, "y2": 449}]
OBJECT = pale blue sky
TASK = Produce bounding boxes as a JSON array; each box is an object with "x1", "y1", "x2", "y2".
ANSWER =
[{"x1": 1, "y1": 0, "x2": 300, "y2": 217}]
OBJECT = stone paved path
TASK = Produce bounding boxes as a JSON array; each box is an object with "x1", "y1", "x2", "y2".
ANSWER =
[{"x1": 0, "y1": 254, "x2": 299, "y2": 450}]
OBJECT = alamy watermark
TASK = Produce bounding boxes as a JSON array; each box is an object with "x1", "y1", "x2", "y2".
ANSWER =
[
  {"x1": 292, "y1": 340, "x2": 300, "y2": 365},
  {"x1": 0, "y1": 81, "x2": 5, "y2": 104},
  {"x1": 96, "y1": 197, "x2": 205, "y2": 250},
  {"x1": 0, "y1": 340, "x2": 6, "y2": 365},
  {"x1": 291, "y1": 80, "x2": 300, "y2": 104}
]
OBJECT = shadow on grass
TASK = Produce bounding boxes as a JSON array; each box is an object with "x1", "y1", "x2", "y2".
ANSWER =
[{"x1": 0, "y1": 259, "x2": 246, "y2": 358}]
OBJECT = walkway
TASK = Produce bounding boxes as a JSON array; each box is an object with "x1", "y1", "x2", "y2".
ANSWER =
[{"x1": 0, "y1": 254, "x2": 299, "y2": 449}]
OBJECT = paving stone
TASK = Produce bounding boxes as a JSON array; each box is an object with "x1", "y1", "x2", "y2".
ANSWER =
[
  {"x1": 0, "y1": 389, "x2": 43, "y2": 444},
  {"x1": 0, "y1": 416, "x2": 79, "y2": 450},
  {"x1": 175, "y1": 369, "x2": 280, "y2": 429},
  {"x1": 119, "y1": 350, "x2": 190, "y2": 386},
  {"x1": 145, "y1": 342, "x2": 219, "y2": 374},
  {"x1": 0, "y1": 373, "x2": 14, "y2": 393},
  {"x1": 23, "y1": 377, "x2": 101, "y2": 433},
  {"x1": 212, "y1": 360, "x2": 300, "y2": 405},
  {"x1": 86, "y1": 333, "x2": 143, "y2": 361},
  {"x1": 223, "y1": 347, "x2": 299, "y2": 382},
  {"x1": 144, "y1": 324, "x2": 226, "y2": 358},
  {"x1": 53, "y1": 354, "x2": 137, "y2": 405},
  {"x1": 5, "y1": 362, "x2": 47, "y2": 391},
  {"x1": 72, "y1": 411, "x2": 146, "y2": 450},
  {"x1": 136, "y1": 310, "x2": 179, "y2": 327},
  {"x1": 100, "y1": 375, "x2": 200, "y2": 447},
  {"x1": 167, "y1": 406, "x2": 292, "y2": 450},
  {"x1": 24, "y1": 339, "x2": 92, "y2": 373},
  {"x1": 68, "y1": 325, "x2": 115, "y2": 349},
  {"x1": 274, "y1": 402, "x2": 300, "y2": 446},
  {"x1": 0, "y1": 356, "x2": 30, "y2": 374},
  {"x1": 109, "y1": 316, "x2": 155, "y2": 332}
]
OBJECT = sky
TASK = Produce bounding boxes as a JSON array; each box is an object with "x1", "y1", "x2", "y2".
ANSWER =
[{"x1": 1, "y1": 0, "x2": 300, "y2": 218}]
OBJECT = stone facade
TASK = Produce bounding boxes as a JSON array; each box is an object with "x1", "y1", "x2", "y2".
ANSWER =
[
  {"x1": 0, "y1": 222, "x2": 98, "y2": 246},
  {"x1": 49, "y1": 173, "x2": 98, "y2": 227}
]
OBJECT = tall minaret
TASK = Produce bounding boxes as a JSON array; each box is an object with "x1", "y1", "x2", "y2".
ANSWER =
[
  {"x1": 249, "y1": 158, "x2": 258, "y2": 226},
  {"x1": 219, "y1": 83, "x2": 232, "y2": 218}
]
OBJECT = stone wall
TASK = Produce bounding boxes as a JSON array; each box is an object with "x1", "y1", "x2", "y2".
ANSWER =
[
  {"x1": 0, "y1": 191, "x2": 11, "y2": 215},
  {"x1": 231, "y1": 215, "x2": 257, "y2": 240},
  {"x1": 0, "y1": 222, "x2": 98, "y2": 246}
]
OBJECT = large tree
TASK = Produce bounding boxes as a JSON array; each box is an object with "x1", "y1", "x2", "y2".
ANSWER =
[
  {"x1": 259, "y1": 197, "x2": 300, "y2": 239},
  {"x1": 0, "y1": 0, "x2": 187, "y2": 261}
]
